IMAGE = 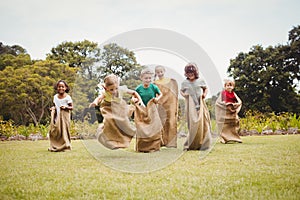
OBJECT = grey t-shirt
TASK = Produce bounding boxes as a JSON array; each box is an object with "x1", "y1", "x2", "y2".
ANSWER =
[{"x1": 181, "y1": 78, "x2": 206, "y2": 109}]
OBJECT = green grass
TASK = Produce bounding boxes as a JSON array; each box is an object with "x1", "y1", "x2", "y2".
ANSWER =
[{"x1": 1, "y1": 135, "x2": 299, "y2": 200}]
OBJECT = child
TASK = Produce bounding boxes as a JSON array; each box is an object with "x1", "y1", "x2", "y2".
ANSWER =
[
  {"x1": 136, "y1": 68, "x2": 162, "y2": 106},
  {"x1": 89, "y1": 77, "x2": 140, "y2": 123},
  {"x1": 48, "y1": 80, "x2": 73, "y2": 152},
  {"x1": 134, "y1": 68, "x2": 163, "y2": 152},
  {"x1": 180, "y1": 63, "x2": 212, "y2": 150},
  {"x1": 215, "y1": 79, "x2": 242, "y2": 143},
  {"x1": 154, "y1": 65, "x2": 178, "y2": 148},
  {"x1": 95, "y1": 74, "x2": 142, "y2": 149}
]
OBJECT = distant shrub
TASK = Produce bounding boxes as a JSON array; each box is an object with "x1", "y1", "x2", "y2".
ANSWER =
[{"x1": 239, "y1": 111, "x2": 300, "y2": 134}]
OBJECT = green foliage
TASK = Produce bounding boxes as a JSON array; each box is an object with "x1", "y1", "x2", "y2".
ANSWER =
[
  {"x1": 73, "y1": 120, "x2": 98, "y2": 138},
  {"x1": 205, "y1": 95, "x2": 218, "y2": 120},
  {"x1": 228, "y1": 26, "x2": 300, "y2": 115},
  {"x1": 17, "y1": 125, "x2": 30, "y2": 137},
  {"x1": 98, "y1": 43, "x2": 140, "y2": 81},
  {"x1": 240, "y1": 111, "x2": 300, "y2": 133},
  {"x1": 46, "y1": 40, "x2": 100, "y2": 80},
  {"x1": 290, "y1": 113, "x2": 300, "y2": 129},
  {"x1": 72, "y1": 75, "x2": 98, "y2": 122},
  {"x1": 0, "y1": 42, "x2": 26, "y2": 56},
  {"x1": 0, "y1": 42, "x2": 31, "y2": 70},
  {"x1": 0, "y1": 60, "x2": 76, "y2": 125},
  {"x1": 0, "y1": 53, "x2": 32, "y2": 70},
  {"x1": 0, "y1": 117, "x2": 16, "y2": 137}
]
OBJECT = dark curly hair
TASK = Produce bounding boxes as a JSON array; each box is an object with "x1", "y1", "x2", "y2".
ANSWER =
[{"x1": 184, "y1": 63, "x2": 199, "y2": 79}]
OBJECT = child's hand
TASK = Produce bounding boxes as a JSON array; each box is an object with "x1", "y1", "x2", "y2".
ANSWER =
[
  {"x1": 233, "y1": 103, "x2": 241, "y2": 108},
  {"x1": 49, "y1": 106, "x2": 55, "y2": 111},
  {"x1": 89, "y1": 102, "x2": 97, "y2": 108},
  {"x1": 131, "y1": 97, "x2": 139, "y2": 103},
  {"x1": 153, "y1": 98, "x2": 159, "y2": 104},
  {"x1": 181, "y1": 92, "x2": 189, "y2": 98}
]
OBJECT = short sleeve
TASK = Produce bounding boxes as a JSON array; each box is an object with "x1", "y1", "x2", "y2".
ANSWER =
[
  {"x1": 67, "y1": 95, "x2": 73, "y2": 104},
  {"x1": 153, "y1": 84, "x2": 161, "y2": 94},
  {"x1": 198, "y1": 79, "x2": 206, "y2": 88}
]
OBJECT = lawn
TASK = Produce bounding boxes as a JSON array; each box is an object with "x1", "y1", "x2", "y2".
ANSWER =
[{"x1": 0, "y1": 135, "x2": 299, "y2": 200}]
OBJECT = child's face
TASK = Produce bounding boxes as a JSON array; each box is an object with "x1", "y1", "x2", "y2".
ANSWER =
[
  {"x1": 186, "y1": 72, "x2": 196, "y2": 81},
  {"x1": 225, "y1": 82, "x2": 234, "y2": 92},
  {"x1": 141, "y1": 73, "x2": 152, "y2": 86},
  {"x1": 155, "y1": 68, "x2": 164, "y2": 79},
  {"x1": 57, "y1": 82, "x2": 67, "y2": 94},
  {"x1": 105, "y1": 83, "x2": 118, "y2": 96}
]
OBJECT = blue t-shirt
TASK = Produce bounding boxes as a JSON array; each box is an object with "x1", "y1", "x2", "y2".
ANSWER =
[{"x1": 136, "y1": 83, "x2": 161, "y2": 106}]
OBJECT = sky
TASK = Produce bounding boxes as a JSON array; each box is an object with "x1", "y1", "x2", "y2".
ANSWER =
[{"x1": 1, "y1": 0, "x2": 299, "y2": 93}]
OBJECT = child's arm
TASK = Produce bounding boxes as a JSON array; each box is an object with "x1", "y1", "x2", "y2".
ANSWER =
[
  {"x1": 50, "y1": 105, "x2": 55, "y2": 111},
  {"x1": 154, "y1": 92, "x2": 163, "y2": 103},
  {"x1": 89, "y1": 94, "x2": 104, "y2": 108},
  {"x1": 61, "y1": 102, "x2": 73, "y2": 110},
  {"x1": 127, "y1": 89, "x2": 143, "y2": 105},
  {"x1": 201, "y1": 86, "x2": 208, "y2": 99},
  {"x1": 233, "y1": 92, "x2": 242, "y2": 106},
  {"x1": 180, "y1": 87, "x2": 189, "y2": 98}
]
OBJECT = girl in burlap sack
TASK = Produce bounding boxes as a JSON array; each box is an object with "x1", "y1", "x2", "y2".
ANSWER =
[
  {"x1": 154, "y1": 65, "x2": 178, "y2": 148},
  {"x1": 48, "y1": 80, "x2": 73, "y2": 152},
  {"x1": 180, "y1": 63, "x2": 212, "y2": 151}
]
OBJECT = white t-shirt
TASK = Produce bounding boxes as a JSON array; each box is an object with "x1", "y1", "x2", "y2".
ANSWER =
[{"x1": 53, "y1": 94, "x2": 73, "y2": 115}]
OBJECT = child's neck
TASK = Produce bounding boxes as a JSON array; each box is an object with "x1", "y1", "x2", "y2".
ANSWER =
[
  {"x1": 143, "y1": 83, "x2": 150, "y2": 88},
  {"x1": 58, "y1": 93, "x2": 66, "y2": 98}
]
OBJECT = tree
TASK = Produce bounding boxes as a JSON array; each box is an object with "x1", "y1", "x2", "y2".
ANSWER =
[
  {"x1": 98, "y1": 43, "x2": 139, "y2": 81},
  {"x1": 0, "y1": 43, "x2": 31, "y2": 70},
  {"x1": 227, "y1": 26, "x2": 300, "y2": 115},
  {"x1": 287, "y1": 25, "x2": 300, "y2": 89},
  {"x1": 0, "y1": 42, "x2": 26, "y2": 56},
  {"x1": 46, "y1": 40, "x2": 101, "y2": 79},
  {"x1": 0, "y1": 60, "x2": 76, "y2": 125}
]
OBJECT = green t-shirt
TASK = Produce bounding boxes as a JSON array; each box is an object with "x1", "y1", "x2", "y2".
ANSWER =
[{"x1": 136, "y1": 83, "x2": 161, "y2": 106}]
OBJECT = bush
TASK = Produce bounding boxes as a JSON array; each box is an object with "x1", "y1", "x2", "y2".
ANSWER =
[
  {"x1": 239, "y1": 111, "x2": 300, "y2": 134},
  {"x1": 0, "y1": 117, "x2": 16, "y2": 137}
]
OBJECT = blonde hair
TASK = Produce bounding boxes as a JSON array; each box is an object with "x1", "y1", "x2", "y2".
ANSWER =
[
  {"x1": 140, "y1": 68, "x2": 154, "y2": 78},
  {"x1": 103, "y1": 74, "x2": 119, "y2": 87},
  {"x1": 155, "y1": 65, "x2": 165, "y2": 72},
  {"x1": 224, "y1": 79, "x2": 235, "y2": 87}
]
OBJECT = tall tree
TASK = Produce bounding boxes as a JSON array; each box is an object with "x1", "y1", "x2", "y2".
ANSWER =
[
  {"x1": 0, "y1": 42, "x2": 26, "y2": 55},
  {"x1": 98, "y1": 43, "x2": 139, "y2": 81},
  {"x1": 46, "y1": 40, "x2": 100, "y2": 79},
  {"x1": 0, "y1": 43, "x2": 31, "y2": 70},
  {"x1": 228, "y1": 26, "x2": 300, "y2": 114}
]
